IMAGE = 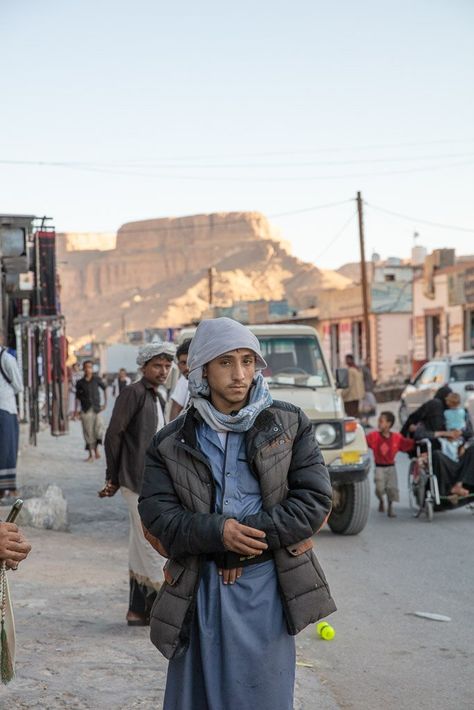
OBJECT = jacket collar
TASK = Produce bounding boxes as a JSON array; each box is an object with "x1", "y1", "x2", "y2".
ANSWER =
[
  {"x1": 176, "y1": 404, "x2": 283, "y2": 451},
  {"x1": 141, "y1": 377, "x2": 166, "y2": 408}
]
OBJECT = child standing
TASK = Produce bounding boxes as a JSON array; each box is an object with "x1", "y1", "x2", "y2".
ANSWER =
[{"x1": 366, "y1": 411, "x2": 414, "y2": 518}]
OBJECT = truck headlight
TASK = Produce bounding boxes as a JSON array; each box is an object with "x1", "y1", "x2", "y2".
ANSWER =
[
  {"x1": 315, "y1": 423, "x2": 337, "y2": 447},
  {"x1": 344, "y1": 418, "x2": 358, "y2": 444}
]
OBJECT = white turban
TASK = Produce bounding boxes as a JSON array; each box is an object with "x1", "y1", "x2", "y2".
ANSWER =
[{"x1": 136, "y1": 342, "x2": 176, "y2": 367}]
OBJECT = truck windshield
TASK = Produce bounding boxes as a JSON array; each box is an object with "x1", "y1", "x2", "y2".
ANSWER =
[{"x1": 257, "y1": 335, "x2": 330, "y2": 387}]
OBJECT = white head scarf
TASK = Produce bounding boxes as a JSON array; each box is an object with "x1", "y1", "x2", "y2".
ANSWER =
[{"x1": 136, "y1": 342, "x2": 176, "y2": 367}]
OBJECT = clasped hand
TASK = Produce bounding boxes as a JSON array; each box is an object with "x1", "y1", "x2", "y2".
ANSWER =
[
  {"x1": 0, "y1": 522, "x2": 31, "y2": 569},
  {"x1": 218, "y1": 519, "x2": 267, "y2": 585}
]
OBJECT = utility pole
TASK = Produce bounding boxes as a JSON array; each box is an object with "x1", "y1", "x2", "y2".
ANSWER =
[
  {"x1": 357, "y1": 191, "x2": 371, "y2": 363},
  {"x1": 208, "y1": 267, "x2": 215, "y2": 309}
]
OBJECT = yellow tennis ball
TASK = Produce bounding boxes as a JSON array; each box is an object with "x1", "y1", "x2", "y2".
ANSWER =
[
  {"x1": 316, "y1": 621, "x2": 335, "y2": 640},
  {"x1": 321, "y1": 624, "x2": 335, "y2": 640}
]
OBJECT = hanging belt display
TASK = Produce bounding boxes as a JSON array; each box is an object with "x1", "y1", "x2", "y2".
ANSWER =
[{"x1": 14, "y1": 315, "x2": 68, "y2": 444}]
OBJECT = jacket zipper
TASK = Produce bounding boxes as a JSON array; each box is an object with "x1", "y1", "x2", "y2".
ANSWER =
[
  {"x1": 175, "y1": 438, "x2": 217, "y2": 512},
  {"x1": 220, "y1": 433, "x2": 229, "y2": 515}
]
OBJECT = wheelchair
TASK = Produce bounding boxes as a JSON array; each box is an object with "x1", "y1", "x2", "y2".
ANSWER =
[{"x1": 407, "y1": 438, "x2": 474, "y2": 522}]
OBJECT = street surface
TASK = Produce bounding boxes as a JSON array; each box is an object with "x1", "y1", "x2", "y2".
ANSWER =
[{"x1": 1, "y1": 400, "x2": 473, "y2": 709}]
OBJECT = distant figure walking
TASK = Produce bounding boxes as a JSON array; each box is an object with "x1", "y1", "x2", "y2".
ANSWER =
[
  {"x1": 169, "y1": 338, "x2": 192, "y2": 421},
  {"x1": 68, "y1": 362, "x2": 82, "y2": 419},
  {"x1": 74, "y1": 360, "x2": 107, "y2": 462},
  {"x1": 359, "y1": 358, "x2": 377, "y2": 427},
  {"x1": 342, "y1": 354, "x2": 365, "y2": 419},
  {"x1": 0, "y1": 344, "x2": 23, "y2": 497},
  {"x1": 112, "y1": 368, "x2": 131, "y2": 398},
  {"x1": 101, "y1": 341, "x2": 175, "y2": 626}
]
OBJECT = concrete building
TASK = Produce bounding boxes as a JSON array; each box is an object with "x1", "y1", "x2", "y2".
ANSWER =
[
  {"x1": 318, "y1": 259, "x2": 417, "y2": 383},
  {"x1": 412, "y1": 250, "x2": 474, "y2": 371},
  {"x1": 203, "y1": 299, "x2": 292, "y2": 324}
]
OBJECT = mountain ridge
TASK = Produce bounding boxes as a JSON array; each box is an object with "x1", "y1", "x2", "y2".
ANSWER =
[{"x1": 57, "y1": 211, "x2": 352, "y2": 345}]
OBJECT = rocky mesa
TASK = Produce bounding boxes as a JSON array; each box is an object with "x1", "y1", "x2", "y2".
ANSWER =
[{"x1": 57, "y1": 211, "x2": 351, "y2": 344}]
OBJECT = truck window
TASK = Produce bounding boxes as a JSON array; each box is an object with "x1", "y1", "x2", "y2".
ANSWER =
[
  {"x1": 449, "y1": 363, "x2": 474, "y2": 382},
  {"x1": 257, "y1": 336, "x2": 330, "y2": 386}
]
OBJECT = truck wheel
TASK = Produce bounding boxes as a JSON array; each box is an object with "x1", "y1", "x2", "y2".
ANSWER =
[{"x1": 328, "y1": 478, "x2": 371, "y2": 535}]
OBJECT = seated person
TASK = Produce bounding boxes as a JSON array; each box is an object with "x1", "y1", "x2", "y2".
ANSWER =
[
  {"x1": 405, "y1": 386, "x2": 473, "y2": 498},
  {"x1": 440, "y1": 392, "x2": 471, "y2": 461}
]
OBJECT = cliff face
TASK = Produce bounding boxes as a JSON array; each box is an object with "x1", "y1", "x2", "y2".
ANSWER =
[{"x1": 57, "y1": 212, "x2": 351, "y2": 344}]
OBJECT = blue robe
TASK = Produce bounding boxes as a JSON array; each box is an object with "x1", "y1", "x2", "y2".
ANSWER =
[
  {"x1": 0, "y1": 409, "x2": 19, "y2": 491},
  {"x1": 164, "y1": 424, "x2": 295, "y2": 710}
]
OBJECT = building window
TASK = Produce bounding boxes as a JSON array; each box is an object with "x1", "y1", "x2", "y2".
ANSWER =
[
  {"x1": 351, "y1": 321, "x2": 363, "y2": 363},
  {"x1": 465, "y1": 310, "x2": 474, "y2": 350},
  {"x1": 330, "y1": 323, "x2": 340, "y2": 371},
  {"x1": 425, "y1": 314, "x2": 441, "y2": 358}
]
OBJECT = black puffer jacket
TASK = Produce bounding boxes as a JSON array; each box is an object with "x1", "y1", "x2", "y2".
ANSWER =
[{"x1": 139, "y1": 401, "x2": 336, "y2": 660}]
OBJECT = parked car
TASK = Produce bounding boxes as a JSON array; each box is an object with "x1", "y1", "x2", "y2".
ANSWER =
[
  {"x1": 399, "y1": 352, "x2": 474, "y2": 425},
  {"x1": 178, "y1": 323, "x2": 371, "y2": 535}
]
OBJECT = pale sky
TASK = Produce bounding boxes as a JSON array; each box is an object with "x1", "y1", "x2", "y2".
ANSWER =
[{"x1": 1, "y1": 0, "x2": 473, "y2": 270}]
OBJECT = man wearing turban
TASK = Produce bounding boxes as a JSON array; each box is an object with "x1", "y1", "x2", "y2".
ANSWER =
[{"x1": 101, "y1": 341, "x2": 175, "y2": 625}]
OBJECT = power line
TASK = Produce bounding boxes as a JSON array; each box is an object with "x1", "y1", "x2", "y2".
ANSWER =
[
  {"x1": 2, "y1": 153, "x2": 474, "y2": 179},
  {"x1": 120, "y1": 138, "x2": 474, "y2": 161},
  {"x1": 4, "y1": 138, "x2": 474, "y2": 164},
  {"x1": 364, "y1": 202, "x2": 474, "y2": 234},
  {"x1": 20, "y1": 156, "x2": 469, "y2": 183},
  {"x1": 268, "y1": 199, "x2": 353, "y2": 219},
  {"x1": 130, "y1": 150, "x2": 474, "y2": 167},
  {"x1": 58, "y1": 198, "x2": 473, "y2": 241},
  {"x1": 4, "y1": 150, "x2": 472, "y2": 170},
  {"x1": 58, "y1": 199, "x2": 353, "y2": 237},
  {"x1": 311, "y1": 209, "x2": 358, "y2": 262}
]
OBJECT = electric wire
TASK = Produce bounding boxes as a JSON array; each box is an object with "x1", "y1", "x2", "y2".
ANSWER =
[
  {"x1": 1, "y1": 152, "x2": 474, "y2": 180},
  {"x1": 311, "y1": 209, "x2": 359, "y2": 262},
  {"x1": 3, "y1": 150, "x2": 471, "y2": 170},
  {"x1": 72, "y1": 199, "x2": 354, "y2": 236},
  {"x1": 3, "y1": 137, "x2": 473, "y2": 164},
  {"x1": 364, "y1": 202, "x2": 474, "y2": 234}
]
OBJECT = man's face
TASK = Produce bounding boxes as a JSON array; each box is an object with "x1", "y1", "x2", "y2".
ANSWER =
[
  {"x1": 204, "y1": 349, "x2": 256, "y2": 414},
  {"x1": 177, "y1": 354, "x2": 189, "y2": 378},
  {"x1": 142, "y1": 355, "x2": 172, "y2": 386},
  {"x1": 83, "y1": 362, "x2": 93, "y2": 378}
]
